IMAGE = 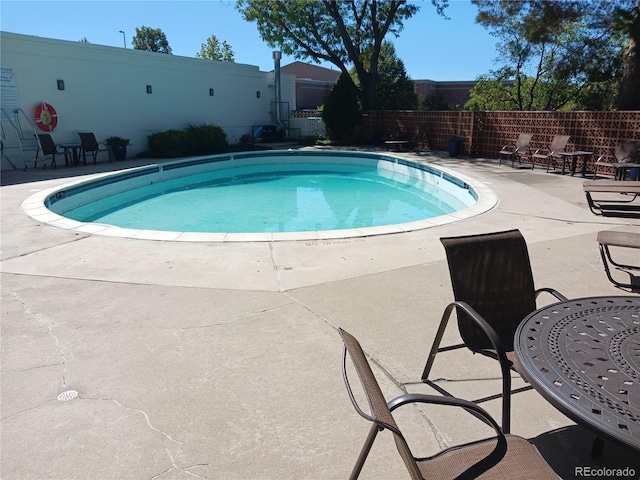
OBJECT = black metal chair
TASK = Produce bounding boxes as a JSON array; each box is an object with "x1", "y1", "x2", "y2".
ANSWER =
[
  {"x1": 339, "y1": 328, "x2": 560, "y2": 480},
  {"x1": 78, "y1": 132, "x2": 111, "y2": 164},
  {"x1": 37, "y1": 134, "x2": 69, "y2": 169},
  {"x1": 421, "y1": 229, "x2": 567, "y2": 434}
]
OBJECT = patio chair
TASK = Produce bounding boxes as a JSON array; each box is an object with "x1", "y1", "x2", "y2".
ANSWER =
[
  {"x1": 531, "y1": 135, "x2": 571, "y2": 171},
  {"x1": 498, "y1": 133, "x2": 534, "y2": 168},
  {"x1": 592, "y1": 140, "x2": 640, "y2": 180},
  {"x1": 412, "y1": 123, "x2": 431, "y2": 152},
  {"x1": 421, "y1": 229, "x2": 567, "y2": 434},
  {"x1": 596, "y1": 230, "x2": 640, "y2": 292},
  {"x1": 78, "y1": 132, "x2": 111, "y2": 164},
  {"x1": 36, "y1": 134, "x2": 69, "y2": 169},
  {"x1": 339, "y1": 328, "x2": 560, "y2": 480}
]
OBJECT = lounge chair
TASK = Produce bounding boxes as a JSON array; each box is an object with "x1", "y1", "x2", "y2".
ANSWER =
[
  {"x1": 531, "y1": 135, "x2": 571, "y2": 171},
  {"x1": 596, "y1": 230, "x2": 640, "y2": 292},
  {"x1": 592, "y1": 140, "x2": 640, "y2": 180},
  {"x1": 583, "y1": 180, "x2": 640, "y2": 216},
  {"x1": 36, "y1": 134, "x2": 69, "y2": 169},
  {"x1": 498, "y1": 133, "x2": 534, "y2": 168},
  {"x1": 78, "y1": 132, "x2": 111, "y2": 164},
  {"x1": 339, "y1": 328, "x2": 560, "y2": 480},
  {"x1": 421, "y1": 229, "x2": 567, "y2": 434}
]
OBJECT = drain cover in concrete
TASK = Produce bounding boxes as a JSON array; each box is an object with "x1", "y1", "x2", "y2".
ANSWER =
[{"x1": 57, "y1": 390, "x2": 78, "y2": 401}]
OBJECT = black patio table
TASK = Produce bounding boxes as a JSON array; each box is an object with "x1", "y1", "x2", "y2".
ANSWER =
[
  {"x1": 59, "y1": 143, "x2": 82, "y2": 166},
  {"x1": 514, "y1": 296, "x2": 640, "y2": 453}
]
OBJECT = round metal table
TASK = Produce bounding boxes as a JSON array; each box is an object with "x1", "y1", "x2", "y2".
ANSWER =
[{"x1": 514, "y1": 296, "x2": 640, "y2": 452}]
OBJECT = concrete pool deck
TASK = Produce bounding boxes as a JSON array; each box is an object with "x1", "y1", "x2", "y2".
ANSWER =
[{"x1": 1, "y1": 149, "x2": 639, "y2": 479}]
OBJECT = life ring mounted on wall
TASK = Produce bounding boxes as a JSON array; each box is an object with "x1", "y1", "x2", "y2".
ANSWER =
[{"x1": 34, "y1": 103, "x2": 58, "y2": 131}]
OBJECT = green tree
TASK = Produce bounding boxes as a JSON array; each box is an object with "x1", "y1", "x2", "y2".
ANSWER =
[
  {"x1": 196, "y1": 35, "x2": 235, "y2": 62},
  {"x1": 237, "y1": 0, "x2": 447, "y2": 110},
  {"x1": 472, "y1": 0, "x2": 635, "y2": 110},
  {"x1": 132, "y1": 26, "x2": 172, "y2": 54},
  {"x1": 322, "y1": 73, "x2": 362, "y2": 141},
  {"x1": 356, "y1": 42, "x2": 417, "y2": 110},
  {"x1": 615, "y1": 1, "x2": 640, "y2": 110}
]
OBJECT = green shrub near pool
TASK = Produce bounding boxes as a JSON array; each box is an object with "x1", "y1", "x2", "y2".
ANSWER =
[{"x1": 148, "y1": 124, "x2": 228, "y2": 158}]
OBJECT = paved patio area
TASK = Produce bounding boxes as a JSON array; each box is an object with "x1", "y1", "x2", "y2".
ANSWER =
[{"x1": 2, "y1": 149, "x2": 639, "y2": 479}]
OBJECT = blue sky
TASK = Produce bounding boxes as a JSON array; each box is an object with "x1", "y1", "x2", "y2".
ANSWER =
[{"x1": 1, "y1": 0, "x2": 498, "y2": 81}]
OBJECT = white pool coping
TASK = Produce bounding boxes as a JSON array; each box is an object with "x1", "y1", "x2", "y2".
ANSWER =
[{"x1": 21, "y1": 158, "x2": 498, "y2": 242}]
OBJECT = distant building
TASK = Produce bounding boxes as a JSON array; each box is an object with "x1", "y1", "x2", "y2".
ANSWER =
[
  {"x1": 281, "y1": 61, "x2": 476, "y2": 110},
  {"x1": 414, "y1": 80, "x2": 477, "y2": 109},
  {"x1": 281, "y1": 62, "x2": 341, "y2": 110}
]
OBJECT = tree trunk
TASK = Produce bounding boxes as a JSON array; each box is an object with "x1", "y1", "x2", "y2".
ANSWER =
[
  {"x1": 618, "y1": 35, "x2": 640, "y2": 110},
  {"x1": 358, "y1": 75, "x2": 377, "y2": 111}
]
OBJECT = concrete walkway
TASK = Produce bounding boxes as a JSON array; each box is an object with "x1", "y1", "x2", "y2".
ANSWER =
[{"x1": 2, "y1": 150, "x2": 639, "y2": 479}]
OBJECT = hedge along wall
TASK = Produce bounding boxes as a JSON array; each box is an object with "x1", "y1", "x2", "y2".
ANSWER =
[{"x1": 362, "y1": 110, "x2": 640, "y2": 175}]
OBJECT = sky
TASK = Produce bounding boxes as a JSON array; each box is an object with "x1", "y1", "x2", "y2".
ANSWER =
[{"x1": 0, "y1": 0, "x2": 499, "y2": 81}]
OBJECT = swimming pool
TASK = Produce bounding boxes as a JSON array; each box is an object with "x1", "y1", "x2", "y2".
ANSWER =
[{"x1": 24, "y1": 150, "x2": 497, "y2": 241}]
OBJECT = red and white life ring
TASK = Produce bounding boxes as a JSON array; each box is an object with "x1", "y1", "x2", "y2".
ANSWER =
[{"x1": 34, "y1": 103, "x2": 58, "y2": 131}]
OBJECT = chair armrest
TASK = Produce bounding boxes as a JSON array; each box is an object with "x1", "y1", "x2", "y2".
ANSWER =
[
  {"x1": 451, "y1": 301, "x2": 511, "y2": 371},
  {"x1": 514, "y1": 145, "x2": 528, "y2": 154},
  {"x1": 548, "y1": 148, "x2": 565, "y2": 157},
  {"x1": 388, "y1": 393, "x2": 504, "y2": 436},
  {"x1": 534, "y1": 287, "x2": 568, "y2": 302}
]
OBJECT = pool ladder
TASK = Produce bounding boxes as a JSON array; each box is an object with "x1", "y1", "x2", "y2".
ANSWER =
[{"x1": 1, "y1": 107, "x2": 43, "y2": 170}]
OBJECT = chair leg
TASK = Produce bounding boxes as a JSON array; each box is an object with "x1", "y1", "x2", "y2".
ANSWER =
[
  {"x1": 500, "y1": 364, "x2": 511, "y2": 434},
  {"x1": 421, "y1": 303, "x2": 457, "y2": 381},
  {"x1": 423, "y1": 302, "x2": 514, "y2": 434},
  {"x1": 349, "y1": 424, "x2": 380, "y2": 480}
]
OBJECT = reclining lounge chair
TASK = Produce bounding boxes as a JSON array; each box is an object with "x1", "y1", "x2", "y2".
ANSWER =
[
  {"x1": 583, "y1": 180, "x2": 640, "y2": 216},
  {"x1": 596, "y1": 230, "x2": 640, "y2": 292}
]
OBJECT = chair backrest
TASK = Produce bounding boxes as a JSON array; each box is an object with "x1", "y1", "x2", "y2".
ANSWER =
[
  {"x1": 339, "y1": 328, "x2": 423, "y2": 480},
  {"x1": 515, "y1": 133, "x2": 533, "y2": 148},
  {"x1": 549, "y1": 135, "x2": 570, "y2": 152},
  {"x1": 78, "y1": 132, "x2": 98, "y2": 150},
  {"x1": 37, "y1": 134, "x2": 57, "y2": 155},
  {"x1": 440, "y1": 229, "x2": 537, "y2": 352},
  {"x1": 614, "y1": 140, "x2": 639, "y2": 162}
]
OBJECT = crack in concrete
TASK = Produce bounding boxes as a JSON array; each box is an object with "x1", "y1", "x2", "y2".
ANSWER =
[
  {"x1": 149, "y1": 447, "x2": 211, "y2": 480},
  {"x1": 0, "y1": 399, "x2": 56, "y2": 422},
  {"x1": 269, "y1": 242, "x2": 285, "y2": 292},
  {"x1": 282, "y1": 291, "x2": 455, "y2": 451},
  {"x1": 2, "y1": 362, "x2": 63, "y2": 373},
  {"x1": 87, "y1": 397, "x2": 184, "y2": 445},
  {"x1": 179, "y1": 302, "x2": 295, "y2": 330},
  {"x1": 10, "y1": 291, "x2": 68, "y2": 388}
]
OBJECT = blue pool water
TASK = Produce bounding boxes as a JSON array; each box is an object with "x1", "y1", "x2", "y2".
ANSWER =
[
  {"x1": 46, "y1": 151, "x2": 478, "y2": 236},
  {"x1": 61, "y1": 166, "x2": 464, "y2": 232}
]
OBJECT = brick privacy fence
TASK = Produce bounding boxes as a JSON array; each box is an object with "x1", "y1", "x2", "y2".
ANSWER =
[{"x1": 360, "y1": 110, "x2": 640, "y2": 175}]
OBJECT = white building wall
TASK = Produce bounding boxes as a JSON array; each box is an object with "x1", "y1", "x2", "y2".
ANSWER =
[{"x1": 0, "y1": 32, "x2": 295, "y2": 170}]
